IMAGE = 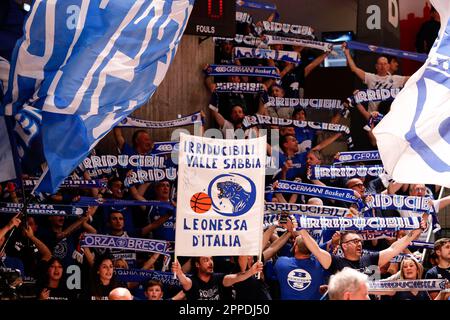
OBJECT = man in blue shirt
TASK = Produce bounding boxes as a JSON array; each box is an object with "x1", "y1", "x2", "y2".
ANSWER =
[{"x1": 274, "y1": 234, "x2": 328, "y2": 300}]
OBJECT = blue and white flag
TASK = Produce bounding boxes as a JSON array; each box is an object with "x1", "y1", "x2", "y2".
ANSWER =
[
  {"x1": 373, "y1": 0, "x2": 450, "y2": 188},
  {"x1": 346, "y1": 41, "x2": 428, "y2": 62},
  {"x1": 1, "y1": 0, "x2": 194, "y2": 194}
]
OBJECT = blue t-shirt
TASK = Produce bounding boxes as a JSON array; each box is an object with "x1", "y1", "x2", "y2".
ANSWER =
[
  {"x1": 274, "y1": 256, "x2": 327, "y2": 300},
  {"x1": 278, "y1": 151, "x2": 307, "y2": 180},
  {"x1": 147, "y1": 205, "x2": 176, "y2": 241},
  {"x1": 294, "y1": 127, "x2": 316, "y2": 152}
]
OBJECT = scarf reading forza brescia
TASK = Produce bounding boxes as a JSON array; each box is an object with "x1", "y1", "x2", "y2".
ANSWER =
[
  {"x1": 80, "y1": 234, "x2": 170, "y2": 255},
  {"x1": 118, "y1": 111, "x2": 202, "y2": 129}
]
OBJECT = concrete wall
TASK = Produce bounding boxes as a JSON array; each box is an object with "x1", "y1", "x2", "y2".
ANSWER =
[{"x1": 96, "y1": 35, "x2": 214, "y2": 154}]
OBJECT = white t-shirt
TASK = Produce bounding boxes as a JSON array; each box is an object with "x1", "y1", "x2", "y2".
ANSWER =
[{"x1": 364, "y1": 72, "x2": 408, "y2": 112}]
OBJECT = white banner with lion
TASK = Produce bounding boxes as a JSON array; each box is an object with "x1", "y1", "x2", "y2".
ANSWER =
[{"x1": 175, "y1": 133, "x2": 266, "y2": 256}]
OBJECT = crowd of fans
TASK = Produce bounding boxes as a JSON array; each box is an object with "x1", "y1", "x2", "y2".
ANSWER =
[{"x1": 0, "y1": 3, "x2": 449, "y2": 301}]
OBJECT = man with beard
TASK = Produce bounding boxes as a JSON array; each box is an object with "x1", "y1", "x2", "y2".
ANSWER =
[
  {"x1": 274, "y1": 234, "x2": 328, "y2": 300},
  {"x1": 172, "y1": 256, "x2": 262, "y2": 300},
  {"x1": 297, "y1": 219, "x2": 426, "y2": 277},
  {"x1": 210, "y1": 103, "x2": 247, "y2": 139},
  {"x1": 425, "y1": 238, "x2": 450, "y2": 299}
]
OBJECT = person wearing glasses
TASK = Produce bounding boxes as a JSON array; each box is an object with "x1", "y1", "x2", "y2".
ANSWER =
[{"x1": 296, "y1": 217, "x2": 427, "y2": 277}]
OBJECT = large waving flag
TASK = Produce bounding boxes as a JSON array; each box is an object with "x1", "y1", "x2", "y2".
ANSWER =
[
  {"x1": 373, "y1": 0, "x2": 450, "y2": 188},
  {"x1": 1, "y1": 0, "x2": 194, "y2": 194}
]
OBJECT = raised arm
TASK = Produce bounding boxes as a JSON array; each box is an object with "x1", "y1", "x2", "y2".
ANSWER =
[
  {"x1": 172, "y1": 260, "x2": 192, "y2": 291},
  {"x1": 22, "y1": 225, "x2": 52, "y2": 262},
  {"x1": 305, "y1": 51, "x2": 330, "y2": 77},
  {"x1": 298, "y1": 229, "x2": 332, "y2": 269},
  {"x1": 113, "y1": 127, "x2": 125, "y2": 152},
  {"x1": 222, "y1": 261, "x2": 263, "y2": 287},
  {"x1": 378, "y1": 218, "x2": 426, "y2": 267},
  {"x1": 342, "y1": 42, "x2": 366, "y2": 82}
]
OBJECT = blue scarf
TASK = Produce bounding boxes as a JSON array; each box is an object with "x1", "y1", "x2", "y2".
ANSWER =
[
  {"x1": 215, "y1": 82, "x2": 264, "y2": 93},
  {"x1": 0, "y1": 202, "x2": 84, "y2": 216},
  {"x1": 80, "y1": 234, "x2": 170, "y2": 254},
  {"x1": 151, "y1": 142, "x2": 179, "y2": 155},
  {"x1": 24, "y1": 178, "x2": 106, "y2": 189},
  {"x1": 274, "y1": 180, "x2": 363, "y2": 208},
  {"x1": 205, "y1": 64, "x2": 280, "y2": 79},
  {"x1": 348, "y1": 88, "x2": 400, "y2": 105},
  {"x1": 364, "y1": 194, "x2": 434, "y2": 214},
  {"x1": 346, "y1": 41, "x2": 428, "y2": 62},
  {"x1": 114, "y1": 268, "x2": 182, "y2": 287},
  {"x1": 118, "y1": 111, "x2": 201, "y2": 128},
  {"x1": 75, "y1": 197, "x2": 175, "y2": 210},
  {"x1": 233, "y1": 47, "x2": 301, "y2": 64},
  {"x1": 333, "y1": 151, "x2": 380, "y2": 164},
  {"x1": 268, "y1": 97, "x2": 345, "y2": 110},
  {"x1": 368, "y1": 280, "x2": 447, "y2": 292},
  {"x1": 264, "y1": 202, "x2": 349, "y2": 217},
  {"x1": 293, "y1": 215, "x2": 421, "y2": 231},
  {"x1": 308, "y1": 165, "x2": 384, "y2": 179}
]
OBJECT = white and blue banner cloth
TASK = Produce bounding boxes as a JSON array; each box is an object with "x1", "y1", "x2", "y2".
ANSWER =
[
  {"x1": 348, "y1": 88, "x2": 401, "y2": 105},
  {"x1": 334, "y1": 151, "x2": 380, "y2": 164},
  {"x1": 118, "y1": 111, "x2": 202, "y2": 129},
  {"x1": 346, "y1": 41, "x2": 428, "y2": 62},
  {"x1": 215, "y1": 82, "x2": 265, "y2": 93},
  {"x1": 268, "y1": 97, "x2": 345, "y2": 110},
  {"x1": 293, "y1": 215, "x2": 421, "y2": 231},
  {"x1": 175, "y1": 133, "x2": 266, "y2": 256},
  {"x1": 373, "y1": 0, "x2": 450, "y2": 188},
  {"x1": 205, "y1": 64, "x2": 280, "y2": 79},
  {"x1": 233, "y1": 47, "x2": 301, "y2": 64},
  {"x1": 115, "y1": 268, "x2": 182, "y2": 287},
  {"x1": 0, "y1": 202, "x2": 85, "y2": 216},
  {"x1": 80, "y1": 234, "x2": 170, "y2": 254},
  {"x1": 309, "y1": 165, "x2": 384, "y2": 179},
  {"x1": 1, "y1": 0, "x2": 194, "y2": 194},
  {"x1": 368, "y1": 279, "x2": 447, "y2": 292}
]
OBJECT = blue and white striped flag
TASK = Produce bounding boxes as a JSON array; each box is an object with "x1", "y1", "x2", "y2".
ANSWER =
[
  {"x1": 1, "y1": 0, "x2": 194, "y2": 194},
  {"x1": 373, "y1": 0, "x2": 450, "y2": 188}
]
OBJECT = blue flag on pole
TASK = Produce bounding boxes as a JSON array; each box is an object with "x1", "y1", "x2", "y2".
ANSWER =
[
  {"x1": 373, "y1": 0, "x2": 450, "y2": 187},
  {"x1": 1, "y1": 0, "x2": 194, "y2": 194}
]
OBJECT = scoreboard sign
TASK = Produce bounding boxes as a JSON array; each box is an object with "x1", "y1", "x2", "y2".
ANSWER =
[{"x1": 185, "y1": 0, "x2": 236, "y2": 37}]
